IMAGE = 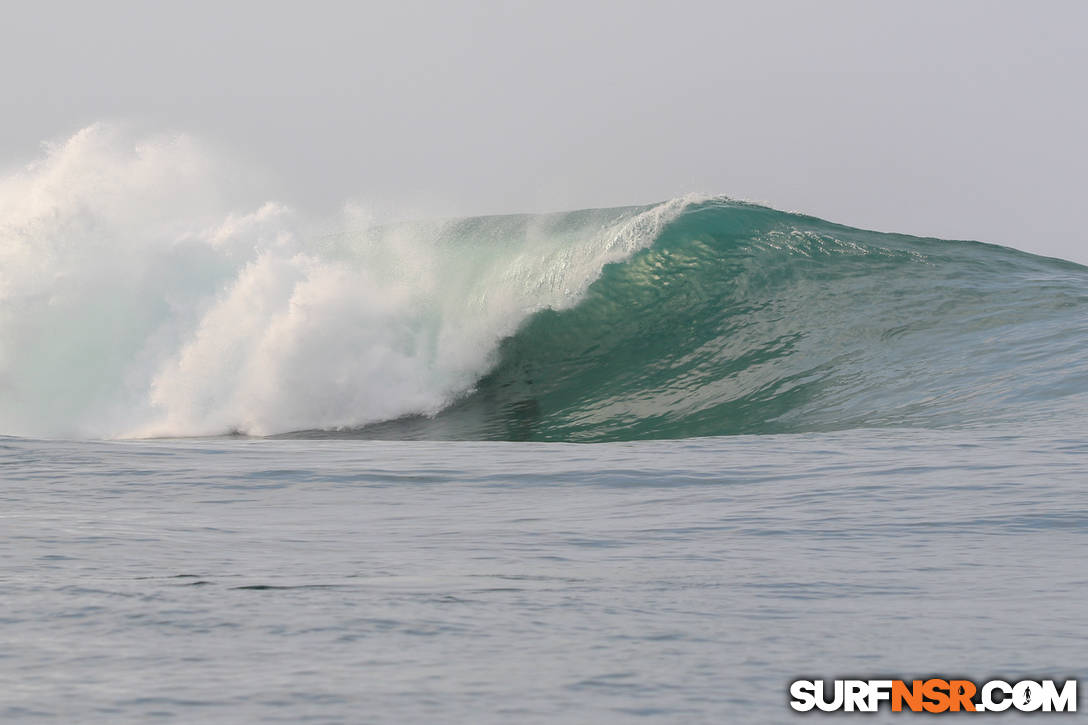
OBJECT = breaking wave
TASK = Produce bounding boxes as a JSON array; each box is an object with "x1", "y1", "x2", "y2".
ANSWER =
[{"x1": 3, "y1": 125, "x2": 1086, "y2": 440}]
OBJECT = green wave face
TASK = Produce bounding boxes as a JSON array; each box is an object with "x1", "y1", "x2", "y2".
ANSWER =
[{"x1": 317, "y1": 199, "x2": 1088, "y2": 442}]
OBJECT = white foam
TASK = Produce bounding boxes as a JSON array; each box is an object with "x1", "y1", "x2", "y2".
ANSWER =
[{"x1": 0, "y1": 125, "x2": 698, "y2": 438}]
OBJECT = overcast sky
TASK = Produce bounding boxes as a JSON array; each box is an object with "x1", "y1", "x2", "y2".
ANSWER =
[{"x1": 4, "y1": 0, "x2": 1086, "y2": 262}]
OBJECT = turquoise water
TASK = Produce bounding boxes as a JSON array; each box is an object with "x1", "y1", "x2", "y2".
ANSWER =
[
  {"x1": 294, "y1": 200, "x2": 1088, "y2": 442},
  {"x1": 3, "y1": 197, "x2": 1087, "y2": 721}
]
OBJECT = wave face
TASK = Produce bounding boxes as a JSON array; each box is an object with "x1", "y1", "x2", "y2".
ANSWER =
[
  {"x1": 315, "y1": 202, "x2": 1088, "y2": 442},
  {"x1": 3, "y1": 126, "x2": 1087, "y2": 440},
  {"x1": 0, "y1": 126, "x2": 689, "y2": 438}
]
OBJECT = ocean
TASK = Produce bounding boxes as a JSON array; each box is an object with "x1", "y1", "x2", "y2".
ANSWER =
[
  {"x1": 2, "y1": 130, "x2": 1087, "y2": 721},
  {"x1": 3, "y1": 428, "x2": 1085, "y2": 722}
]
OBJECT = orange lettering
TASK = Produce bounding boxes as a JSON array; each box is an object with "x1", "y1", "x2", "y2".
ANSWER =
[
  {"x1": 922, "y1": 679, "x2": 951, "y2": 713},
  {"x1": 948, "y1": 680, "x2": 976, "y2": 711},
  {"x1": 892, "y1": 680, "x2": 924, "y2": 712}
]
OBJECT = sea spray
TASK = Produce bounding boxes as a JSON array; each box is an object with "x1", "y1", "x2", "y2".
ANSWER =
[
  {"x1": 0, "y1": 125, "x2": 693, "y2": 437},
  {"x1": 296, "y1": 205, "x2": 1088, "y2": 441}
]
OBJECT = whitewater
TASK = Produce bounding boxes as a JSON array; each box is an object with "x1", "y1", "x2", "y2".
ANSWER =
[
  {"x1": 2, "y1": 126, "x2": 1086, "y2": 722},
  {"x1": 5, "y1": 126, "x2": 1086, "y2": 442},
  {"x1": 0, "y1": 125, "x2": 698, "y2": 438}
]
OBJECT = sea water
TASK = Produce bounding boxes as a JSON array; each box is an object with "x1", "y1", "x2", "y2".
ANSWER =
[
  {"x1": 2, "y1": 426, "x2": 1085, "y2": 722},
  {"x1": 3, "y1": 127, "x2": 1086, "y2": 722}
]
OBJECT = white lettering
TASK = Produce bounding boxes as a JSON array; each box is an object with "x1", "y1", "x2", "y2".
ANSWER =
[{"x1": 789, "y1": 680, "x2": 816, "y2": 712}]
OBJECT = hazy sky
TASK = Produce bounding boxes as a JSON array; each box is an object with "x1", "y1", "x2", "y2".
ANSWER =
[{"x1": 4, "y1": 0, "x2": 1086, "y2": 261}]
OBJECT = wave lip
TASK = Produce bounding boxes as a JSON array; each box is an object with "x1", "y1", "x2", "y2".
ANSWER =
[
  {"x1": 307, "y1": 199, "x2": 1088, "y2": 442},
  {"x1": 3, "y1": 126, "x2": 1086, "y2": 441},
  {"x1": 0, "y1": 125, "x2": 703, "y2": 438}
]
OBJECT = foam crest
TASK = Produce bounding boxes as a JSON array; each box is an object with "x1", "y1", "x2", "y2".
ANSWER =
[{"x1": 0, "y1": 126, "x2": 690, "y2": 437}]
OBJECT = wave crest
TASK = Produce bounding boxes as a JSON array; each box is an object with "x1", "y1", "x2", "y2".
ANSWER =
[
  {"x1": 313, "y1": 201, "x2": 1088, "y2": 441},
  {"x1": 0, "y1": 126, "x2": 695, "y2": 437}
]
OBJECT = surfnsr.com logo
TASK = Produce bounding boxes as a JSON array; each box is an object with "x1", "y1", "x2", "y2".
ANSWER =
[{"x1": 789, "y1": 679, "x2": 1077, "y2": 713}]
